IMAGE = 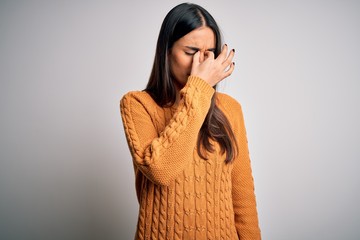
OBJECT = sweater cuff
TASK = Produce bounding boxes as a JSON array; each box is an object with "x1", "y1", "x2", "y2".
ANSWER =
[{"x1": 187, "y1": 75, "x2": 215, "y2": 96}]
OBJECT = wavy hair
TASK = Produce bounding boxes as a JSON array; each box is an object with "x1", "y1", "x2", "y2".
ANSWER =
[{"x1": 145, "y1": 3, "x2": 238, "y2": 163}]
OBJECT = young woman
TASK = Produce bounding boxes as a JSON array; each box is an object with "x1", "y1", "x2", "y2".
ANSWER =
[{"x1": 120, "y1": 3, "x2": 261, "y2": 240}]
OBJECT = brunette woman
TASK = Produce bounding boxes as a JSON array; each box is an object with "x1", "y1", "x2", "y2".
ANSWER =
[{"x1": 120, "y1": 3, "x2": 261, "y2": 239}]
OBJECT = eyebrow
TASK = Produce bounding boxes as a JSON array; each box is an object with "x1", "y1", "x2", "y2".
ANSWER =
[{"x1": 185, "y1": 46, "x2": 216, "y2": 52}]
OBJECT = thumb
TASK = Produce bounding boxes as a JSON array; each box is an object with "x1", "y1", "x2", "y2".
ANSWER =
[{"x1": 192, "y1": 51, "x2": 200, "y2": 69}]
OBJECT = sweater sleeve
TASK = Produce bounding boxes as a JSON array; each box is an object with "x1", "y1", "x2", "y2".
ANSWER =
[
  {"x1": 120, "y1": 76, "x2": 215, "y2": 186},
  {"x1": 220, "y1": 96, "x2": 261, "y2": 239}
]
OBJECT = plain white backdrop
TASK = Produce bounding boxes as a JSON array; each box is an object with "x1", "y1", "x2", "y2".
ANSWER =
[{"x1": 1, "y1": 0, "x2": 359, "y2": 239}]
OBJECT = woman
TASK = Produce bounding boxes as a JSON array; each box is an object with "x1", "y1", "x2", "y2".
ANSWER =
[{"x1": 120, "y1": 3, "x2": 261, "y2": 240}]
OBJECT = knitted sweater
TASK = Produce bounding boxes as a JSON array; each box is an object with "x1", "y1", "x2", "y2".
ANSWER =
[{"x1": 120, "y1": 76, "x2": 261, "y2": 240}]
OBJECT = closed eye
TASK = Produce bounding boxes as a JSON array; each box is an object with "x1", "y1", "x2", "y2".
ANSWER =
[
  {"x1": 184, "y1": 46, "x2": 216, "y2": 56},
  {"x1": 185, "y1": 51, "x2": 197, "y2": 56}
]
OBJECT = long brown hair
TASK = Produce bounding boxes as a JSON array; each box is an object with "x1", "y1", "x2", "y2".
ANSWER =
[{"x1": 145, "y1": 3, "x2": 238, "y2": 163}]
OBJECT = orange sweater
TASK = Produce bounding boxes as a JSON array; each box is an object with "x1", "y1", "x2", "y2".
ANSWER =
[{"x1": 120, "y1": 76, "x2": 261, "y2": 240}]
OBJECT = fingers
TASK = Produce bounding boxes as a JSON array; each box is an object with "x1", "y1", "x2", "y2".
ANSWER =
[
  {"x1": 222, "y1": 48, "x2": 235, "y2": 68},
  {"x1": 204, "y1": 50, "x2": 215, "y2": 60},
  {"x1": 191, "y1": 51, "x2": 200, "y2": 69},
  {"x1": 224, "y1": 62, "x2": 235, "y2": 78},
  {"x1": 217, "y1": 44, "x2": 235, "y2": 79},
  {"x1": 217, "y1": 44, "x2": 228, "y2": 62},
  {"x1": 190, "y1": 45, "x2": 235, "y2": 86},
  {"x1": 193, "y1": 50, "x2": 200, "y2": 63}
]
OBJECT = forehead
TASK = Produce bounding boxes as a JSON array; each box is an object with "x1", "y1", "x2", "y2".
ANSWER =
[{"x1": 176, "y1": 26, "x2": 216, "y2": 48}]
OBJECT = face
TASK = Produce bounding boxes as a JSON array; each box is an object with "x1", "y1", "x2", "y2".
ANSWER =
[{"x1": 169, "y1": 26, "x2": 216, "y2": 90}]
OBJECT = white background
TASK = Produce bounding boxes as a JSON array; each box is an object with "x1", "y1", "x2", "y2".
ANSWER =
[{"x1": 1, "y1": 0, "x2": 359, "y2": 239}]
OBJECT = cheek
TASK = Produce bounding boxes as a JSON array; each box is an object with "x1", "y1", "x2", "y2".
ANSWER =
[
  {"x1": 174, "y1": 55, "x2": 192, "y2": 73},
  {"x1": 169, "y1": 52, "x2": 193, "y2": 83}
]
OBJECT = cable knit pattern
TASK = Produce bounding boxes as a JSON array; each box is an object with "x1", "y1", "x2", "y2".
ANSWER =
[
  {"x1": 120, "y1": 75, "x2": 261, "y2": 240},
  {"x1": 151, "y1": 185, "x2": 160, "y2": 239},
  {"x1": 158, "y1": 187, "x2": 167, "y2": 240}
]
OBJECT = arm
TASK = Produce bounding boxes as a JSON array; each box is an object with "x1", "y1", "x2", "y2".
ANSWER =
[
  {"x1": 120, "y1": 76, "x2": 214, "y2": 186},
  {"x1": 228, "y1": 100, "x2": 261, "y2": 239}
]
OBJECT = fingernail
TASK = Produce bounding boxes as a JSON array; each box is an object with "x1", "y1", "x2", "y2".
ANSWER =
[
  {"x1": 225, "y1": 44, "x2": 227, "y2": 47},
  {"x1": 232, "y1": 49, "x2": 235, "y2": 53},
  {"x1": 233, "y1": 62, "x2": 235, "y2": 66}
]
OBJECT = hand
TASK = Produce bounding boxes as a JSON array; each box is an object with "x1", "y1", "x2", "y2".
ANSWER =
[{"x1": 190, "y1": 44, "x2": 235, "y2": 87}]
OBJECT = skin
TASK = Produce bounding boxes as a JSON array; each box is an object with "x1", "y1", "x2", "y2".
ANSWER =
[{"x1": 169, "y1": 26, "x2": 235, "y2": 98}]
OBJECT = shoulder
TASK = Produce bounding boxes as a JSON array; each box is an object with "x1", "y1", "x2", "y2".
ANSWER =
[
  {"x1": 120, "y1": 91, "x2": 162, "y2": 121},
  {"x1": 216, "y1": 92, "x2": 247, "y2": 135},
  {"x1": 121, "y1": 90, "x2": 154, "y2": 103},
  {"x1": 120, "y1": 91, "x2": 157, "y2": 109},
  {"x1": 216, "y1": 92, "x2": 243, "y2": 116}
]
